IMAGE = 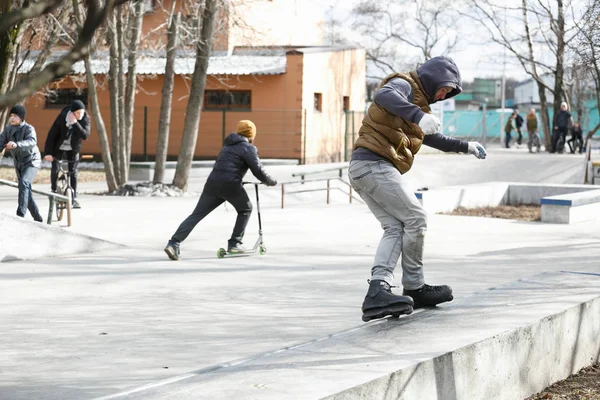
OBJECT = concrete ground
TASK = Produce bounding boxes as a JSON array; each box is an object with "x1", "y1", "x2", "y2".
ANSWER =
[{"x1": 0, "y1": 147, "x2": 599, "y2": 399}]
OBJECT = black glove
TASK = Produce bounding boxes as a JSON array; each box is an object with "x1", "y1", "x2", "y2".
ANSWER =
[{"x1": 266, "y1": 178, "x2": 277, "y2": 187}]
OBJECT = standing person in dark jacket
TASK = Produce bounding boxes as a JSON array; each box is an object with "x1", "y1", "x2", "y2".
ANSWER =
[
  {"x1": 43, "y1": 100, "x2": 90, "y2": 208},
  {"x1": 552, "y1": 102, "x2": 573, "y2": 153},
  {"x1": 513, "y1": 110, "x2": 524, "y2": 146},
  {"x1": 164, "y1": 120, "x2": 277, "y2": 260},
  {"x1": 0, "y1": 105, "x2": 44, "y2": 222},
  {"x1": 348, "y1": 56, "x2": 487, "y2": 322}
]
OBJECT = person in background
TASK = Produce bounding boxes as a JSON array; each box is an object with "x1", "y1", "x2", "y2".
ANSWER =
[
  {"x1": 43, "y1": 100, "x2": 91, "y2": 209},
  {"x1": 0, "y1": 104, "x2": 43, "y2": 222},
  {"x1": 526, "y1": 108, "x2": 541, "y2": 153}
]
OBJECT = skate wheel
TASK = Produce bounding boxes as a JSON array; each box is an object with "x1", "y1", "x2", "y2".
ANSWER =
[
  {"x1": 217, "y1": 248, "x2": 227, "y2": 258},
  {"x1": 259, "y1": 245, "x2": 267, "y2": 255}
]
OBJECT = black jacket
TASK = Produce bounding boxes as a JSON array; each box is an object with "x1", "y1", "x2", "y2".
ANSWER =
[
  {"x1": 207, "y1": 133, "x2": 276, "y2": 185},
  {"x1": 515, "y1": 114, "x2": 524, "y2": 128},
  {"x1": 44, "y1": 106, "x2": 91, "y2": 157}
]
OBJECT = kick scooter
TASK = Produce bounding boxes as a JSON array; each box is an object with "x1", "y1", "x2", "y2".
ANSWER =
[{"x1": 217, "y1": 181, "x2": 266, "y2": 258}]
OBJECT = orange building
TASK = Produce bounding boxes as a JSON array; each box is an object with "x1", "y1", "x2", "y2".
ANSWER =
[{"x1": 19, "y1": 0, "x2": 366, "y2": 165}]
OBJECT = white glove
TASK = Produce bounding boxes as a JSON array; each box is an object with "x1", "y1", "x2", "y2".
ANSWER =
[
  {"x1": 418, "y1": 113, "x2": 441, "y2": 135},
  {"x1": 468, "y1": 142, "x2": 487, "y2": 159}
]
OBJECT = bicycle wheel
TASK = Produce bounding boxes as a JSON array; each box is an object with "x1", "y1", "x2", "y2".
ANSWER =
[{"x1": 55, "y1": 185, "x2": 71, "y2": 222}]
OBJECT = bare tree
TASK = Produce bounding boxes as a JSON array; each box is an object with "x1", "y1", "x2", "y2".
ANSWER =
[
  {"x1": 72, "y1": 0, "x2": 118, "y2": 192},
  {"x1": 571, "y1": 0, "x2": 600, "y2": 142},
  {"x1": 172, "y1": 0, "x2": 218, "y2": 191},
  {"x1": 0, "y1": 0, "x2": 120, "y2": 108},
  {"x1": 105, "y1": 0, "x2": 144, "y2": 185},
  {"x1": 351, "y1": 0, "x2": 461, "y2": 79},
  {"x1": 467, "y1": 0, "x2": 577, "y2": 151},
  {"x1": 153, "y1": 11, "x2": 179, "y2": 184}
]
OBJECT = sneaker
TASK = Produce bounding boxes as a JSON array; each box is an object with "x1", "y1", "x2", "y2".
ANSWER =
[
  {"x1": 164, "y1": 240, "x2": 180, "y2": 261},
  {"x1": 227, "y1": 243, "x2": 247, "y2": 254},
  {"x1": 362, "y1": 280, "x2": 414, "y2": 322},
  {"x1": 72, "y1": 199, "x2": 81, "y2": 209},
  {"x1": 403, "y1": 284, "x2": 453, "y2": 308}
]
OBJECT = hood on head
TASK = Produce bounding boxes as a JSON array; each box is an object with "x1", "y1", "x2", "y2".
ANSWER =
[
  {"x1": 416, "y1": 56, "x2": 462, "y2": 104},
  {"x1": 223, "y1": 133, "x2": 249, "y2": 146}
]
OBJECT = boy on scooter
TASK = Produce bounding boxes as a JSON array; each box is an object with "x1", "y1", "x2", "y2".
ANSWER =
[{"x1": 164, "y1": 120, "x2": 277, "y2": 260}]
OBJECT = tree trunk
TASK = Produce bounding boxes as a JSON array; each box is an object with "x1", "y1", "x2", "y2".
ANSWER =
[
  {"x1": 551, "y1": 0, "x2": 566, "y2": 151},
  {"x1": 154, "y1": 12, "x2": 180, "y2": 184},
  {"x1": 124, "y1": 0, "x2": 144, "y2": 180},
  {"x1": 116, "y1": 9, "x2": 127, "y2": 183},
  {"x1": 106, "y1": 11, "x2": 122, "y2": 184},
  {"x1": 521, "y1": 0, "x2": 552, "y2": 150},
  {"x1": 84, "y1": 55, "x2": 118, "y2": 192},
  {"x1": 173, "y1": 0, "x2": 218, "y2": 191},
  {"x1": 0, "y1": 0, "x2": 21, "y2": 126}
]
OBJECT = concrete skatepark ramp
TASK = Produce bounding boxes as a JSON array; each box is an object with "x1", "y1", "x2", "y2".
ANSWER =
[{"x1": 0, "y1": 213, "x2": 121, "y2": 262}]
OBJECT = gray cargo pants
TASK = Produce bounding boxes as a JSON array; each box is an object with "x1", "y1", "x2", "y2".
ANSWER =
[{"x1": 348, "y1": 160, "x2": 426, "y2": 290}]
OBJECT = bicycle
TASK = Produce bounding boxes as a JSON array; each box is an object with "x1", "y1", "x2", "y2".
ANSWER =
[{"x1": 55, "y1": 154, "x2": 93, "y2": 221}]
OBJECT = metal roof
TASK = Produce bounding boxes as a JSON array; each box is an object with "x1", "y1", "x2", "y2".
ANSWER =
[{"x1": 18, "y1": 54, "x2": 287, "y2": 76}]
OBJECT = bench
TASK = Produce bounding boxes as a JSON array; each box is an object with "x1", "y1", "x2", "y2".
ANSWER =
[{"x1": 541, "y1": 189, "x2": 600, "y2": 224}]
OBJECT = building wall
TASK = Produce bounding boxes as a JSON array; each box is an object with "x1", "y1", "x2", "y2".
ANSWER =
[
  {"x1": 22, "y1": 54, "x2": 307, "y2": 161},
  {"x1": 514, "y1": 75, "x2": 556, "y2": 107},
  {"x1": 301, "y1": 48, "x2": 366, "y2": 164}
]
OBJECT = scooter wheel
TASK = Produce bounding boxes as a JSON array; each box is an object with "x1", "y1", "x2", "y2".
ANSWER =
[
  {"x1": 259, "y1": 245, "x2": 267, "y2": 255},
  {"x1": 217, "y1": 248, "x2": 227, "y2": 258}
]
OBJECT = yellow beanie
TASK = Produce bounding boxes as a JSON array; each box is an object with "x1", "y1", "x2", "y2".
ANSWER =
[{"x1": 237, "y1": 120, "x2": 256, "y2": 140}]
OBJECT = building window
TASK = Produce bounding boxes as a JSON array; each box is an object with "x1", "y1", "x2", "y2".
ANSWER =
[
  {"x1": 343, "y1": 96, "x2": 350, "y2": 112},
  {"x1": 45, "y1": 89, "x2": 88, "y2": 109},
  {"x1": 314, "y1": 93, "x2": 322, "y2": 112},
  {"x1": 204, "y1": 90, "x2": 251, "y2": 110}
]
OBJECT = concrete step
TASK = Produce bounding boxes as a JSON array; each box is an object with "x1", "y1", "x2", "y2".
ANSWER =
[{"x1": 103, "y1": 271, "x2": 600, "y2": 400}]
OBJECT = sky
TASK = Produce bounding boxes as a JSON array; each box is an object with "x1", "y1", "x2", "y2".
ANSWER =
[{"x1": 305, "y1": 0, "x2": 585, "y2": 84}]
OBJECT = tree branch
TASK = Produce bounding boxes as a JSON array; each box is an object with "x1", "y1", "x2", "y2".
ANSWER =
[
  {"x1": 0, "y1": 0, "x2": 119, "y2": 108},
  {"x1": 0, "y1": 0, "x2": 65, "y2": 34}
]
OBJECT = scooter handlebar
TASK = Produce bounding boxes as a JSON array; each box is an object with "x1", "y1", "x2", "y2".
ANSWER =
[{"x1": 242, "y1": 181, "x2": 264, "y2": 185}]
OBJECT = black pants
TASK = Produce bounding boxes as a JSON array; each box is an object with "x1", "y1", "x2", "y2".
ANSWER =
[
  {"x1": 171, "y1": 181, "x2": 253, "y2": 247},
  {"x1": 51, "y1": 151, "x2": 79, "y2": 197},
  {"x1": 516, "y1": 127, "x2": 523, "y2": 145},
  {"x1": 567, "y1": 132, "x2": 583, "y2": 153},
  {"x1": 16, "y1": 166, "x2": 42, "y2": 221},
  {"x1": 552, "y1": 127, "x2": 568, "y2": 153}
]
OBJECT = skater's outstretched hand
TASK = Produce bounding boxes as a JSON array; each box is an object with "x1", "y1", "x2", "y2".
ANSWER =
[
  {"x1": 266, "y1": 178, "x2": 277, "y2": 187},
  {"x1": 467, "y1": 142, "x2": 487, "y2": 159},
  {"x1": 418, "y1": 113, "x2": 441, "y2": 135}
]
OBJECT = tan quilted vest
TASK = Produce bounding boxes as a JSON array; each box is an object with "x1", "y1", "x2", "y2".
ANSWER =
[{"x1": 354, "y1": 71, "x2": 431, "y2": 173}]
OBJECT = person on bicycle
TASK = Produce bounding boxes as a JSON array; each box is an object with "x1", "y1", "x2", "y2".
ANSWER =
[
  {"x1": 43, "y1": 100, "x2": 90, "y2": 209},
  {"x1": 0, "y1": 104, "x2": 44, "y2": 222},
  {"x1": 164, "y1": 120, "x2": 277, "y2": 261},
  {"x1": 552, "y1": 102, "x2": 573, "y2": 154}
]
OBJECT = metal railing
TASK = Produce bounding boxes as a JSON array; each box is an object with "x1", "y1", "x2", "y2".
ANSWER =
[
  {"x1": 0, "y1": 179, "x2": 72, "y2": 226},
  {"x1": 291, "y1": 165, "x2": 349, "y2": 183},
  {"x1": 280, "y1": 177, "x2": 357, "y2": 209}
]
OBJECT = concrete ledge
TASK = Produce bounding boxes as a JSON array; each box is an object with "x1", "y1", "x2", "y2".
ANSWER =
[
  {"x1": 416, "y1": 182, "x2": 600, "y2": 224},
  {"x1": 540, "y1": 189, "x2": 600, "y2": 224},
  {"x1": 0, "y1": 213, "x2": 122, "y2": 262},
  {"x1": 100, "y1": 271, "x2": 600, "y2": 400}
]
